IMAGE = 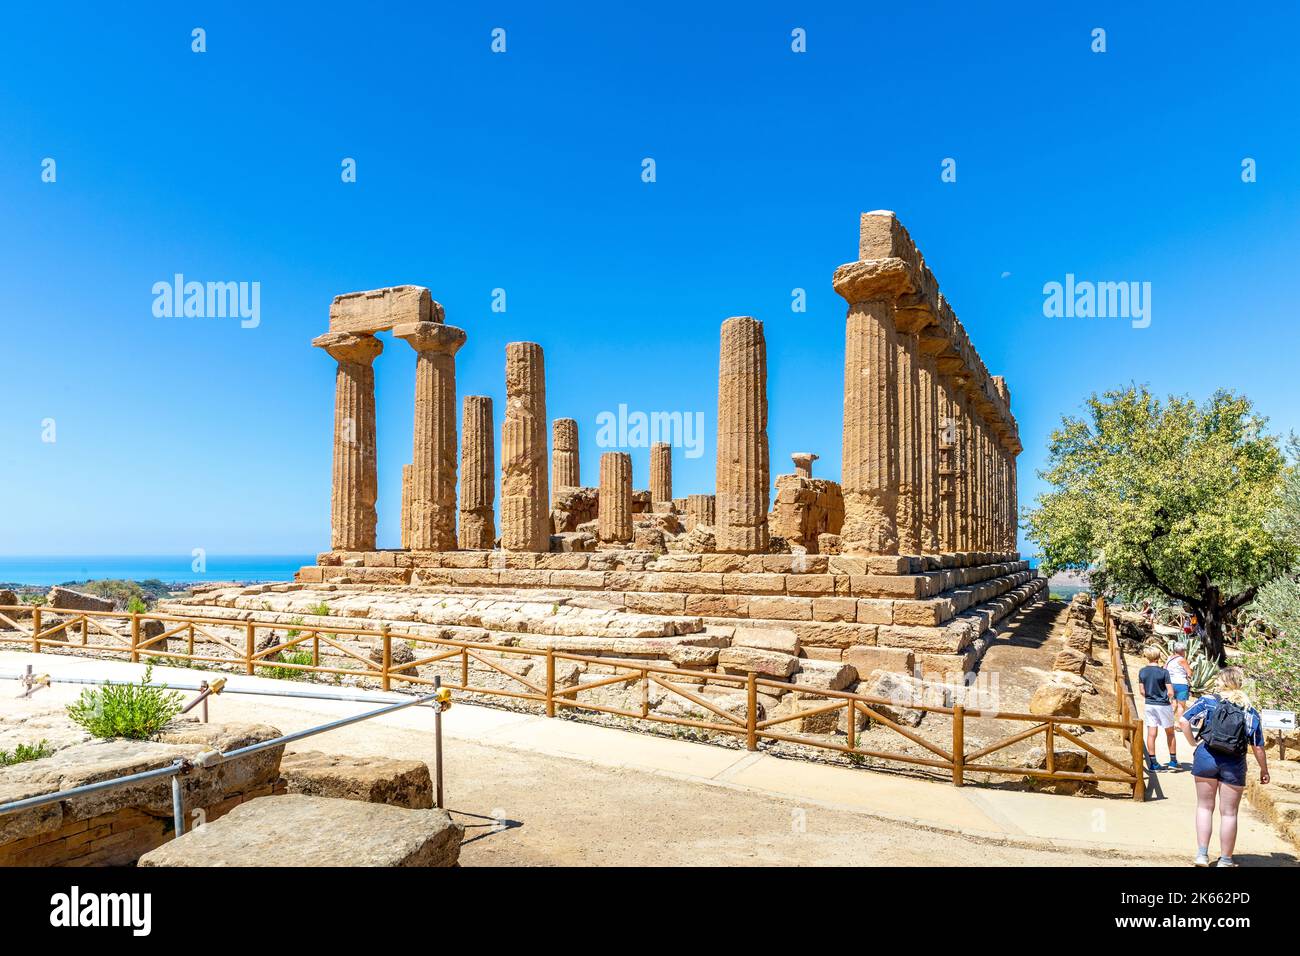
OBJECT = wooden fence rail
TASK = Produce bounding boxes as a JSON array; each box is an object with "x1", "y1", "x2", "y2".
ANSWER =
[{"x1": 0, "y1": 603, "x2": 1145, "y2": 800}]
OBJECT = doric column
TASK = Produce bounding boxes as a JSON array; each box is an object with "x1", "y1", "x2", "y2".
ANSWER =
[
  {"x1": 394, "y1": 321, "x2": 467, "y2": 551},
  {"x1": 917, "y1": 352, "x2": 940, "y2": 554},
  {"x1": 937, "y1": 376, "x2": 957, "y2": 552},
  {"x1": 551, "y1": 418, "x2": 580, "y2": 502},
  {"x1": 838, "y1": 298, "x2": 899, "y2": 554},
  {"x1": 895, "y1": 331, "x2": 922, "y2": 555},
  {"x1": 312, "y1": 331, "x2": 383, "y2": 552},
  {"x1": 954, "y1": 386, "x2": 972, "y2": 551},
  {"x1": 650, "y1": 442, "x2": 672, "y2": 506},
  {"x1": 1008, "y1": 451, "x2": 1018, "y2": 552},
  {"x1": 715, "y1": 316, "x2": 769, "y2": 553},
  {"x1": 459, "y1": 395, "x2": 495, "y2": 550},
  {"x1": 501, "y1": 342, "x2": 549, "y2": 552},
  {"x1": 400, "y1": 464, "x2": 412, "y2": 550},
  {"x1": 685, "y1": 494, "x2": 716, "y2": 531},
  {"x1": 978, "y1": 421, "x2": 991, "y2": 550},
  {"x1": 792, "y1": 452, "x2": 817, "y2": 479},
  {"x1": 598, "y1": 452, "x2": 633, "y2": 543}
]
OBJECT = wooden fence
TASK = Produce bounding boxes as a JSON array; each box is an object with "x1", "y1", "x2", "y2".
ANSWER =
[{"x1": 0, "y1": 603, "x2": 1145, "y2": 800}]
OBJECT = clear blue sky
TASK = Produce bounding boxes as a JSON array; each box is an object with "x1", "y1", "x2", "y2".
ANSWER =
[{"x1": 2, "y1": 2, "x2": 1297, "y2": 556}]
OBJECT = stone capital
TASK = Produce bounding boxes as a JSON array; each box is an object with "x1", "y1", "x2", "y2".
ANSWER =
[
  {"x1": 312, "y1": 330, "x2": 383, "y2": 366},
  {"x1": 393, "y1": 321, "x2": 467, "y2": 356},
  {"x1": 832, "y1": 257, "x2": 916, "y2": 305}
]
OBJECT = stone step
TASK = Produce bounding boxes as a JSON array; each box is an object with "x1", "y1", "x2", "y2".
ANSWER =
[{"x1": 314, "y1": 548, "x2": 1021, "y2": 576}]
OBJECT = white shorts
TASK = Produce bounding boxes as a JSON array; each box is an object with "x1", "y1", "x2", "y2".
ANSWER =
[{"x1": 1144, "y1": 704, "x2": 1175, "y2": 728}]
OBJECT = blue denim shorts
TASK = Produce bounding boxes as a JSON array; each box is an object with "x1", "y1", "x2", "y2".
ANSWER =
[
  {"x1": 1191, "y1": 744, "x2": 1247, "y2": 786},
  {"x1": 1172, "y1": 684, "x2": 1190, "y2": 701}
]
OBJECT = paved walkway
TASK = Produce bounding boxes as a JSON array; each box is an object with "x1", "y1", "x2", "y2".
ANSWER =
[{"x1": 3, "y1": 650, "x2": 1295, "y2": 865}]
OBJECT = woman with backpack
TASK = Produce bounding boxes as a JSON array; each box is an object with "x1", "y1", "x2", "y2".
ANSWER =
[{"x1": 1178, "y1": 667, "x2": 1270, "y2": 867}]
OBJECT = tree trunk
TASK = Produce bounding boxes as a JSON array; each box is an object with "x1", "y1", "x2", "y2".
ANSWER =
[{"x1": 1201, "y1": 599, "x2": 1227, "y2": 666}]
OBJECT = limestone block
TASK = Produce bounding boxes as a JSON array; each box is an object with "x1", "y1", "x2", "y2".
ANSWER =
[
  {"x1": 329, "y1": 285, "x2": 438, "y2": 334},
  {"x1": 731, "y1": 626, "x2": 800, "y2": 656},
  {"x1": 46, "y1": 586, "x2": 114, "y2": 612},
  {"x1": 139, "y1": 796, "x2": 462, "y2": 867},
  {"x1": 716, "y1": 645, "x2": 799, "y2": 678},
  {"x1": 1029, "y1": 682, "x2": 1082, "y2": 718},
  {"x1": 280, "y1": 751, "x2": 433, "y2": 809}
]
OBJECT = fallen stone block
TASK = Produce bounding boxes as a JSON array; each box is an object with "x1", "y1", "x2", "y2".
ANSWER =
[
  {"x1": 731, "y1": 626, "x2": 800, "y2": 656},
  {"x1": 280, "y1": 751, "x2": 433, "y2": 809},
  {"x1": 856, "y1": 671, "x2": 926, "y2": 727},
  {"x1": 45, "y1": 586, "x2": 114, "y2": 612},
  {"x1": 139, "y1": 795, "x2": 462, "y2": 867},
  {"x1": 1029, "y1": 682, "x2": 1082, "y2": 718},
  {"x1": 716, "y1": 645, "x2": 799, "y2": 678}
]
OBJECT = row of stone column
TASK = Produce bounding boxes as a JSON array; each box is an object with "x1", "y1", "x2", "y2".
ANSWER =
[
  {"x1": 838, "y1": 303, "x2": 1017, "y2": 554},
  {"x1": 317, "y1": 313, "x2": 773, "y2": 554}
]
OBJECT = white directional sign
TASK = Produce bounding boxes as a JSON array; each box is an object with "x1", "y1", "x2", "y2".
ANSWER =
[{"x1": 1261, "y1": 710, "x2": 1297, "y2": 731}]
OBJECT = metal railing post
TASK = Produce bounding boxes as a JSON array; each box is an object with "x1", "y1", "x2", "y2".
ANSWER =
[
  {"x1": 433, "y1": 676, "x2": 444, "y2": 809},
  {"x1": 171, "y1": 774, "x2": 185, "y2": 837}
]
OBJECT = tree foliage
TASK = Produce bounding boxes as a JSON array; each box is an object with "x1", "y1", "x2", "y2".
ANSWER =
[{"x1": 1026, "y1": 386, "x2": 1294, "y2": 662}]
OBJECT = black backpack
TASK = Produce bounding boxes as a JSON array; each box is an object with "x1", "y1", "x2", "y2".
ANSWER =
[{"x1": 1202, "y1": 699, "x2": 1249, "y2": 757}]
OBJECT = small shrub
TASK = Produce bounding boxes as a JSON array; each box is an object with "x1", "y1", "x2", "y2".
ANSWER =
[
  {"x1": 309, "y1": 602, "x2": 331, "y2": 617},
  {"x1": 0, "y1": 740, "x2": 54, "y2": 766},
  {"x1": 65, "y1": 665, "x2": 184, "y2": 740},
  {"x1": 126, "y1": 596, "x2": 148, "y2": 615},
  {"x1": 264, "y1": 650, "x2": 314, "y2": 681}
]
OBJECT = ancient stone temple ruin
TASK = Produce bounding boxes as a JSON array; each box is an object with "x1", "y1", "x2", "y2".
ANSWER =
[{"x1": 295, "y1": 212, "x2": 1043, "y2": 685}]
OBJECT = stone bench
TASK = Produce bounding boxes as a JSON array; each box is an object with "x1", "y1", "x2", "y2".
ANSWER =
[{"x1": 138, "y1": 795, "x2": 462, "y2": 867}]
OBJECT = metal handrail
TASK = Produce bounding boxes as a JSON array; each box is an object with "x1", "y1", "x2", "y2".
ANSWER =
[{"x1": 0, "y1": 686, "x2": 446, "y2": 841}]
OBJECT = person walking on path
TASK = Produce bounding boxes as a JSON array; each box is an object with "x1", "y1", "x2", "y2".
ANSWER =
[
  {"x1": 1166, "y1": 641, "x2": 1193, "y2": 724},
  {"x1": 1138, "y1": 645, "x2": 1178, "y2": 772},
  {"x1": 1178, "y1": 667, "x2": 1270, "y2": 867}
]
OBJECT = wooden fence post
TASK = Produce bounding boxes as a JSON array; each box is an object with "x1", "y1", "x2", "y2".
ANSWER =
[
  {"x1": 952, "y1": 704, "x2": 965, "y2": 786},
  {"x1": 1131, "y1": 723, "x2": 1145, "y2": 802},
  {"x1": 381, "y1": 625, "x2": 392, "y2": 691},
  {"x1": 846, "y1": 701, "x2": 857, "y2": 751},
  {"x1": 130, "y1": 612, "x2": 140, "y2": 663},
  {"x1": 745, "y1": 672, "x2": 758, "y2": 751},
  {"x1": 1045, "y1": 721, "x2": 1055, "y2": 776},
  {"x1": 245, "y1": 621, "x2": 255, "y2": 675},
  {"x1": 31, "y1": 607, "x2": 41, "y2": 653},
  {"x1": 545, "y1": 648, "x2": 555, "y2": 717}
]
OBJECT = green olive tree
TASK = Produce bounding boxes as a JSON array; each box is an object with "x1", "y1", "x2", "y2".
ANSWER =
[{"x1": 1026, "y1": 386, "x2": 1294, "y2": 664}]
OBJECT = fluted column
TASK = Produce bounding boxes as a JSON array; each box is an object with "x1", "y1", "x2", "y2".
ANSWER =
[
  {"x1": 400, "y1": 464, "x2": 412, "y2": 549},
  {"x1": 840, "y1": 300, "x2": 899, "y2": 554},
  {"x1": 685, "y1": 494, "x2": 715, "y2": 531},
  {"x1": 459, "y1": 395, "x2": 495, "y2": 550},
  {"x1": 394, "y1": 321, "x2": 467, "y2": 551},
  {"x1": 715, "y1": 316, "x2": 769, "y2": 553},
  {"x1": 650, "y1": 442, "x2": 672, "y2": 505},
  {"x1": 937, "y1": 375, "x2": 957, "y2": 552},
  {"x1": 1008, "y1": 452, "x2": 1018, "y2": 552},
  {"x1": 895, "y1": 331, "x2": 922, "y2": 555},
  {"x1": 312, "y1": 331, "x2": 382, "y2": 552},
  {"x1": 551, "y1": 418, "x2": 580, "y2": 502},
  {"x1": 954, "y1": 386, "x2": 972, "y2": 551},
  {"x1": 917, "y1": 352, "x2": 940, "y2": 554},
  {"x1": 501, "y1": 342, "x2": 549, "y2": 551},
  {"x1": 598, "y1": 452, "x2": 633, "y2": 543}
]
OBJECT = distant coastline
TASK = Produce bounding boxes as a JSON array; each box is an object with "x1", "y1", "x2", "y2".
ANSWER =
[{"x1": 0, "y1": 555, "x2": 312, "y2": 588}]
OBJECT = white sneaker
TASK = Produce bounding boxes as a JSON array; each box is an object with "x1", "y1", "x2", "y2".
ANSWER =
[{"x1": 1194, "y1": 853, "x2": 1211, "y2": 867}]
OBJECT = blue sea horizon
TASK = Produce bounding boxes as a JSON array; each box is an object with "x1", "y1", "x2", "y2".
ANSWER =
[{"x1": 0, "y1": 555, "x2": 313, "y2": 587}]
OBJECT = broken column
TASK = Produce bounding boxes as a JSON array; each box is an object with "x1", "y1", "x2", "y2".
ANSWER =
[
  {"x1": 598, "y1": 452, "x2": 633, "y2": 543},
  {"x1": 791, "y1": 452, "x2": 817, "y2": 478},
  {"x1": 685, "y1": 494, "x2": 715, "y2": 531},
  {"x1": 649, "y1": 442, "x2": 672, "y2": 506},
  {"x1": 394, "y1": 320, "x2": 467, "y2": 552},
  {"x1": 312, "y1": 331, "x2": 383, "y2": 552},
  {"x1": 714, "y1": 316, "x2": 769, "y2": 553},
  {"x1": 459, "y1": 395, "x2": 495, "y2": 550},
  {"x1": 551, "y1": 418, "x2": 580, "y2": 502},
  {"x1": 501, "y1": 342, "x2": 549, "y2": 552}
]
